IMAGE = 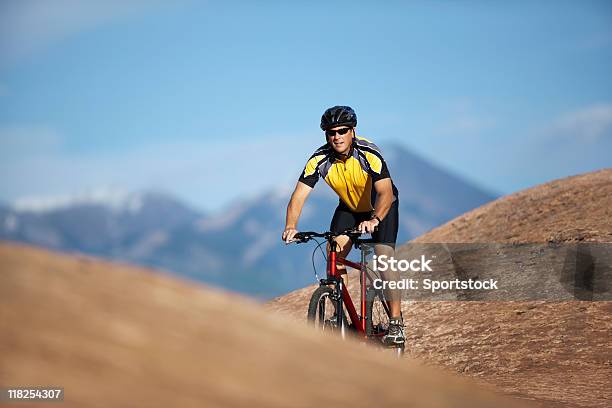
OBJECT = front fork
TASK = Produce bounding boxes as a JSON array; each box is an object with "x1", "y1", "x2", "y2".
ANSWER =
[{"x1": 328, "y1": 243, "x2": 346, "y2": 338}]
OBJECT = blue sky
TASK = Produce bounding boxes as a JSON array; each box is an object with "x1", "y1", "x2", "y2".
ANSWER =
[{"x1": 1, "y1": 0, "x2": 611, "y2": 212}]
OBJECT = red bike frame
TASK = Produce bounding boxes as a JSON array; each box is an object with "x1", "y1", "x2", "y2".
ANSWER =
[{"x1": 328, "y1": 245, "x2": 380, "y2": 337}]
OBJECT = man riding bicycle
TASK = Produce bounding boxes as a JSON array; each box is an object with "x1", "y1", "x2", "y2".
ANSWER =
[{"x1": 282, "y1": 105, "x2": 404, "y2": 345}]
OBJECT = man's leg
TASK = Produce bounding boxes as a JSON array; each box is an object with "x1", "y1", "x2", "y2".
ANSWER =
[
  {"x1": 374, "y1": 243, "x2": 401, "y2": 318},
  {"x1": 371, "y1": 199, "x2": 404, "y2": 345},
  {"x1": 378, "y1": 243, "x2": 405, "y2": 345},
  {"x1": 328, "y1": 202, "x2": 357, "y2": 286},
  {"x1": 326, "y1": 235, "x2": 352, "y2": 286}
]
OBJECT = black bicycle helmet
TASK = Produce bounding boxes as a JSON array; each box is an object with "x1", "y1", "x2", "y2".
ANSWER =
[{"x1": 320, "y1": 105, "x2": 357, "y2": 130}]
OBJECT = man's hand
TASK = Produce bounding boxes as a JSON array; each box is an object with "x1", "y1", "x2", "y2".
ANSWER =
[
  {"x1": 357, "y1": 218, "x2": 380, "y2": 234},
  {"x1": 283, "y1": 181, "x2": 313, "y2": 244},
  {"x1": 282, "y1": 227, "x2": 299, "y2": 243}
]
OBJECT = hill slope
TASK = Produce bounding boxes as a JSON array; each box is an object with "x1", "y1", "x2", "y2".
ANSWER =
[
  {"x1": 0, "y1": 241, "x2": 527, "y2": 408},
  {"x1": 267, "y1": 170, "x2": 612, "y2": 408},
  {"x1": 413, "y1": 168, "x2": 612, "y2": 244}
]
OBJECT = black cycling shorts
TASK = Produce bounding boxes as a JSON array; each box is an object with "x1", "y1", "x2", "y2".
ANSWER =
[{"x1": 330, "y1": 198, "x2": 399, "y2": 247}]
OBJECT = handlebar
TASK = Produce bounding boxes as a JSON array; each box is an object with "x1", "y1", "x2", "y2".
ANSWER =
[{"x1": 289, "y1": 228, "x2": 377, "y2": 245}]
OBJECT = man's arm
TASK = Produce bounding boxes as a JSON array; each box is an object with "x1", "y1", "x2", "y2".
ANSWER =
[
  {"x1": 357, "y1": 178, "x2": 394, "y2": 234},
  {"x1": 282, "y1": 181, "x2": 313, "y2": 242},
  {"x1": 372, "y1": 178, "x2": 394, "y2": 220}
]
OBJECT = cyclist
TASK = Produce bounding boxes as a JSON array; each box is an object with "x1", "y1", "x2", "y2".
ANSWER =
[{"x1": 282, "y1": 105, "x2": 404, "y2": 345}]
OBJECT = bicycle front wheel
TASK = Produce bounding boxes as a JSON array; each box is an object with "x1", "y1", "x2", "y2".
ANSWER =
[{"x1": 307, "y1": 286, "x2": 346, "y2": 331}]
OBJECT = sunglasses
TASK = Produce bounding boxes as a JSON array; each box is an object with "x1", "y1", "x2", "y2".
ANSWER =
[{"x1": 325, "y1": 127, "x2": 352, "y2": 137}]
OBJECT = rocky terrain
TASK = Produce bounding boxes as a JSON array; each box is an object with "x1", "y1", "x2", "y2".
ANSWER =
[
  {"x1": 267, "y1": 169, "x2": 612, "y2": 408},
  {"x1": 1, "y1": 170, "x2": 609, "y2": 407}
]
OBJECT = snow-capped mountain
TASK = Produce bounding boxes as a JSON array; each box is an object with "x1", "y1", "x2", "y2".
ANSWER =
[{"x1": 0, "y1": 191, "x2": 200, "y2": 255}]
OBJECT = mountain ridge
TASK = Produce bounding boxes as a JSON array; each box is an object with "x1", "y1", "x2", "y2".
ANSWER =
[{"x1": 0, "y1": 143, "x2": 496, "y2": 297}]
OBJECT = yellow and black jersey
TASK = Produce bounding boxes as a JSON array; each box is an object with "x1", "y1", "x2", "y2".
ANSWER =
[{"x1": 298, "y1": 136, "x2": 399, "y2": 213}]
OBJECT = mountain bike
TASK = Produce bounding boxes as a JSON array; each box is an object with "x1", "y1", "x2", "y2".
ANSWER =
[{"x1": 290, "y1": 229, "x2": 405, "y2": 356}]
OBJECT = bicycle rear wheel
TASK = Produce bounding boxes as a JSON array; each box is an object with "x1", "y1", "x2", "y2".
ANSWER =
[
  {"x1": 365, "y1": 287, "x2": 391, "y2": 338},
  {"x1": 366, "y1": 288, "x2": 405, "y2": 356},
  {"x1": 307, "y1": 286, "x2": 347, "y2": 331}
]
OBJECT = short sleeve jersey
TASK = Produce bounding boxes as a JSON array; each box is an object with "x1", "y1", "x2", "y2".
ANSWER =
[{"x1": 298, "y1": 136, "x2": 398, "y2": 213}]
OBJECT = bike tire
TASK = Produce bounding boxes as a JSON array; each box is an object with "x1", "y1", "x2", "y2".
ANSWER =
[
  {"x1": 307, "y1": 286, "x2": 348, "y2": 331},
  {"x1": 365, "y1": 288, "x2": 405, "y2": 356},
  {"x1": 365, "y1": 287, "x2": 391, "y2": 337}
]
